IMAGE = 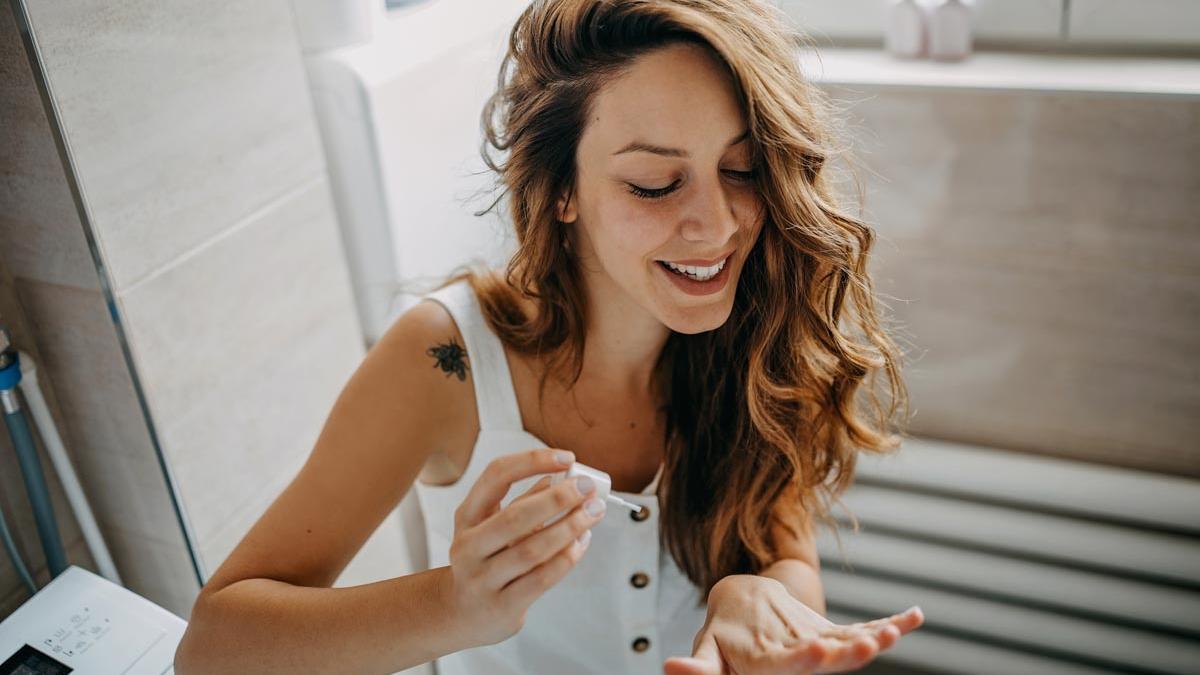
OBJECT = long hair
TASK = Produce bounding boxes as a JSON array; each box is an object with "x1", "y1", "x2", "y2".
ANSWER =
[{"x1": 431, "y1": 0, "x2": 909, "y2": 602}]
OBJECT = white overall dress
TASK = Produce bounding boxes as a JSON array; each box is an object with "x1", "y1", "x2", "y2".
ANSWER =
[{"x1": 412, "y1": 278, "x2": 709, "y2": 674}]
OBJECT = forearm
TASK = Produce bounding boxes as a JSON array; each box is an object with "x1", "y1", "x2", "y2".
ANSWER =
[
  {"x1": 175, "y1": 566, "x2": 472, "y2": 674},
  {"x1": 760, "y1": 558, "x2": 826, "y2": 615}
]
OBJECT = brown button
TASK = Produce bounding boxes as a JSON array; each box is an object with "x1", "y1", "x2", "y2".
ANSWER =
[
  {"x1": 630, "y1": 571, "x2": 650, "y2": 588},
  {"x1": 632, "y1": 636, "x2": 651, "y2": 652},
  {"x1": 630, "y1": 505, "x2": 650, "y2": 522}
]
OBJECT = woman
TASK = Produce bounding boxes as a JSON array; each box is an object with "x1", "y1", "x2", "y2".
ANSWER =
[{"x1": 175, "y1": 1, "x2": 923, "y2": 673}]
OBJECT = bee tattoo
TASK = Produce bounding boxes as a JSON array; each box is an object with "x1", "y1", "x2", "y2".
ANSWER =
[{"x1": 426, "y1": 337, "x2": 469, "y2": 381}]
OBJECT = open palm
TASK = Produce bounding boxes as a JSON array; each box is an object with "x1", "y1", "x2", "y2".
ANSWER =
[{"x1": 662, "y1": 575, "x2": 924, "y2": 674}]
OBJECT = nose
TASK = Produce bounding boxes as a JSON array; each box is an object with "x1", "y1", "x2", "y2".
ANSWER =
[{"x1": 679, "y1": 175, "x2": 740, "y2": 246}]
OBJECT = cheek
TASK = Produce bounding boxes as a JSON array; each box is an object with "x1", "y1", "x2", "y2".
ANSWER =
[
  {"x1": 598, "y1": 203, "x2": 675, "y2": 261},
  {"x1": 733, "y1": 189, "x2": 765, "y2": 224}
]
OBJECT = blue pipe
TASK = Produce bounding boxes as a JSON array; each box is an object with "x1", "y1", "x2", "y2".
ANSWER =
[
  {"x1": 0, "y1": 475, "x2": 36, "y2": 595},
  {"x1": 1, "y1": 348, "x2": 69, "y2": 579}
]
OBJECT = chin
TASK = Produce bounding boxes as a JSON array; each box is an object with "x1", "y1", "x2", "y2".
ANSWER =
[{"x1": 660, "y1": 299, "x2": 734, "y2": 335}]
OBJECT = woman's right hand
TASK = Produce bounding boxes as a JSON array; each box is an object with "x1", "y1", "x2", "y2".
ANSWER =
[{"x1": 446, "y1": 448, "x2": 607, "y2": 645}]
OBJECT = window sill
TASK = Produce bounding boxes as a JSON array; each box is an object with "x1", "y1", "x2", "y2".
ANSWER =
[{"x1": 796, "y1": 47, "x2": 1200, "y2": 98}]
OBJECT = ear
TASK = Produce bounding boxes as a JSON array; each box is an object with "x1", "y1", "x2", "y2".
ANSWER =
[{"x1": 556, "y1": 189, "x2": 578, "y2": 224}]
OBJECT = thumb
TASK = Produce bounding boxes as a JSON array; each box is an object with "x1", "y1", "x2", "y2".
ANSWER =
[{"x1": 663, "y1": 633, "x2": 724, "y2": 675}]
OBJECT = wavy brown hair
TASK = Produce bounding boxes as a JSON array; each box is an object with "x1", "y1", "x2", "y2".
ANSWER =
[{"x1": 426, "y1": 0, "x2": 909, "y2": 603}]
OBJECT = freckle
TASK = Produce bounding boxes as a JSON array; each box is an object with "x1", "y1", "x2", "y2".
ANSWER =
[
  {"x1": 630, "y1": 421, "x2": 636, "y2": 428},
  {"x1": 306, "y1": 529, "x2": 312, "y2": 534}
]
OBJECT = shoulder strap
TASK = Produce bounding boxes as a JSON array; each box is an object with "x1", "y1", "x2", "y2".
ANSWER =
[{"x1": 421, "y1": 279, "x2": 524, "y2": 432}]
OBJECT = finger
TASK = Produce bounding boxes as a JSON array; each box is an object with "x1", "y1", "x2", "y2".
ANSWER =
[
  {"x1": 851, "y1": 605, "x2": 924, "y2": 635},
  {"x1": 772, "y1": 601, "x2": 842, "y2": 671},
  {"x1": 663, "y1": 633, "x2": 724, "y2": 675},
  {"x1": 802, "y1": 615, "x2": 911, "y2": 671},
  {"x1": 509, "y1": 476, "x2": 558, "y2": 539},
  {"x1": 852, "y1": 618, "x2": 904, "y2": 652},
  {"x1": 512, "y1": 475, "x2": 554, "y2": 508},
  {"x1": 875, "y1": 624, "x2": 901, "y2": 651},
  {"x1": 472, "y1": 474, "x2": 601, "y2": 557},
  {"x1": 845, "y1": 609, "x2": 922, "y2": 651},
  {"x1": 499, "y1": 530, "x2": 590, "y2": 607},
  {"x1": 662, "y1": 656, "x2": 722, "y2": 675},
  {"x1": 825, "y1": 605, "x2": 916, "y2": 638},
  {"x1": 815, "y1": 633, "x2": 879, "y2": 673},
  {"x1": 762, "y1": 605, "x2": 830, "y2": 672},
  {"x1": 762, "y1": 640, "x2": 828, "y2": 675},
  {"x1": 484, "y1": 496, "x2": 605, "y2": 589},
  {"x1": 456, "y1": 448, "x2": 574, "y2": 528},
  {"x1": 894, "y1": 606, "x2": 924, "y2": 634},
  {"x1": 861, "y1": 606, "x2": 924, "y2": 636},
  {"x1": 813, "y1": 624, "x2": 866, "y2": 641}
]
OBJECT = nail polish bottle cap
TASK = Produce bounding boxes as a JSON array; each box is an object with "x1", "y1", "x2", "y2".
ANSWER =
[{"x1": 551, "y1": 462, "x2": 642, "y2": 513}]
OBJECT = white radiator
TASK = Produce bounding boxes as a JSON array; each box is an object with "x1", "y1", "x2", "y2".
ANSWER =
[{"x1": 819, "y1": 437, "x2": 1200, "y2": 675}]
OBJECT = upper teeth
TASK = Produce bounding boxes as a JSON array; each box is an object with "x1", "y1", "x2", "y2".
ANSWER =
[{"x1": 664, "y1": 258, "x2": 726, "y2": 279}]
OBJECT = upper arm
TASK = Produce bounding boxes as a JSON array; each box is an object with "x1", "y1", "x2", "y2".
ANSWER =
[{"x1": 199, "y1": 298, "x2": 475, "y2": 598}]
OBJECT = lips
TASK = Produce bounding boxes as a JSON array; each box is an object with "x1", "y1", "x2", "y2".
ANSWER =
[
  {"x1": 655, "y1": 255, "x2": 732, "y2": 295},
  {"x1": 656, "y1": 249, "x2": 735, "y2": 267}
]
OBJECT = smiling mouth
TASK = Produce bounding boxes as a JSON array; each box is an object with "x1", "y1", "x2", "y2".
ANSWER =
[{"x1": 655, "y1": 256, "x2": 729, "y2": 281}]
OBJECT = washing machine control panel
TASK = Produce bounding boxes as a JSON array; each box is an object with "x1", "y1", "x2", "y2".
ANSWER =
[{"x1": 0, "y1": 566, "x2": 186, "y2": 674}]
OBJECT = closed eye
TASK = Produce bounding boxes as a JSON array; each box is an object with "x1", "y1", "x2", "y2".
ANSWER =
[
  {"x1": 626, "y1": 180, "x2": 680, "y2": 200},
  {"x1": 626, "y1": 170, "x2": 758, "y2": 201}
]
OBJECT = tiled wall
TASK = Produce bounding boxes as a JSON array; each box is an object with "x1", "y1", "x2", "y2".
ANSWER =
[
  {"x1": 0, "y1": 0, "x2": 406, "y2": 623},
  {"x1": 0, "y1": 1, "x2": 185, "y2": 619},
  {"x1": 820, "y1": 84, "x2": 1200, "y2": 478}
]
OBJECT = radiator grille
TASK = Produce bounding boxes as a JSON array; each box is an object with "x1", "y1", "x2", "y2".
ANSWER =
[{"x1": 818, "y1": 437, "x2": 1200, "y2": 675}]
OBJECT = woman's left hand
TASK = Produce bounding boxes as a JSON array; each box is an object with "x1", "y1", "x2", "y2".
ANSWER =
[{"x1": 662, "y1": 574, "x2": 924, "y2": 675}]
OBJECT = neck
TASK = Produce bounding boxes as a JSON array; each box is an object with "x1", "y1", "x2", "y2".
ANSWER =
[
  {"x1": 507, "y1": 264, "x2": 671, "y2": 401},
  {"x1": 577, "y1": 267, "x2": 672, "y2": 399}
]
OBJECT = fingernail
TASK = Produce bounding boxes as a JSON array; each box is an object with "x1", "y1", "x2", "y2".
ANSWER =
[
  {"x1": 555, "y1": 450, "x2": 575, "y2": 465},
  {"x1": 576, "y1": 529, "x2": 592, "y2": 549},
  {"x1": 584, "y1": 497, "x2": 606, "y2": 516},
  {"x1": 576, "y1": 476, "x2": 595, "y2": 494}
]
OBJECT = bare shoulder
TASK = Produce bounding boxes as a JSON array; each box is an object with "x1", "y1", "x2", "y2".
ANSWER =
[
  {"x1": 348, "y1": 296, "x2": 478, "y2": 434},
  {"x1": 393, "y1": 298, "x2": 481, "y2": 480},
  {"x1": 197, "y1": 296, "x2": 479, "y2": 597},
  {"x1": 404, "y1": 299, "x2": 472, "y2": 383},
  {"x1": 349, "y1": 297, "x2": 481, "y2": 485}
]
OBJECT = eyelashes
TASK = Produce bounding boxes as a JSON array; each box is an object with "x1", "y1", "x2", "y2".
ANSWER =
[
  {"x1": 626, "y1": 182, "x2": 679, "y2": 200},
  {"x1": 627, "y1": 170, "x2": 757, "y2": 201}
]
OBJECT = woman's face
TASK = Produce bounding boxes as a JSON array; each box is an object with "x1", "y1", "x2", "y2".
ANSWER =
[{"x1": 558, "y1": 41, "x2": 766, "y2": 335}]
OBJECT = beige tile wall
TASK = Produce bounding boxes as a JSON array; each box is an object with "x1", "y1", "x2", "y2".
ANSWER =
[
  {"x1": 0, "y1": 0, "x2": 391, "y2": 626},
  {"x1": 0, "y1": 1, "x2": 188, "y2": 620},
  {"x1": 821, "y1": 84, "x2": 1200, "y2": 477}
]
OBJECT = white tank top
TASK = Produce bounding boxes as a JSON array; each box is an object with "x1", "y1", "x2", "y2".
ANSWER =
[{"x1": 412, "y1": 278, "x2": 708, "y2": 674}]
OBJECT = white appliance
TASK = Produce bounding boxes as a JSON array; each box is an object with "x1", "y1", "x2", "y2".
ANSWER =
[
  {"x1": 0, "y1": 565, "x2": 186, "y2": 674},
  {"x1": 292, "y1": 0, "x2": 530, "y2": 347}
]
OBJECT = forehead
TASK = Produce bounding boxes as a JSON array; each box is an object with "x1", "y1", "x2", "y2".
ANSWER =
[{"x1": 581, "y1": 42, "x2": 748, "y2": 157}]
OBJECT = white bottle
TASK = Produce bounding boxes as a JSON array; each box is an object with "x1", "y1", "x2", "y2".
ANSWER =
[
  {"x1": 928, "y1": 0, "x2": 973, "y2": 61},
  {"x1": 544, "y1": 462, "x2": 643, "y2": 527},
  {"x1": 885, "y1": 0, "x2": 927, "y2": 59}
]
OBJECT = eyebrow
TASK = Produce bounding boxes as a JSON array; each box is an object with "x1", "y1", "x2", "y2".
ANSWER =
[{"x1": 611, "y1": 128, "x2": 750, "y2": 157}]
